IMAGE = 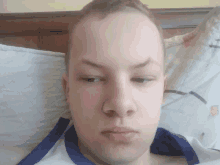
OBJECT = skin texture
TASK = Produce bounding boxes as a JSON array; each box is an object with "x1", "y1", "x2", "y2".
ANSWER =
[{"x1": 62, "y1": 9, "x2": 169, "y2": 165}]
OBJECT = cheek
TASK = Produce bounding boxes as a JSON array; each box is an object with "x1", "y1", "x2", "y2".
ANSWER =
[
  {"x1": 138, "y1": 81, "x2": 164, "y2": 105},
  {"x1": 71, "y1": 86, "x2": 103, "y2": 121},
  {"x1": 81, "y1": 87, "x2": 102, "y2": 110},
  {"x1": 135, "y1": 83, "x2": 163, "y2": 120}
]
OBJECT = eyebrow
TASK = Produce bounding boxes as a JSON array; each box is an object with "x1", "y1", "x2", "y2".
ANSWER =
[{"x1": 81, "y1": 58, "x2": 159, "y2": 69}]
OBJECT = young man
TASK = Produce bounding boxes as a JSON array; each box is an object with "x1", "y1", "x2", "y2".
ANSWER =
[
  {"x1": 60, "y1": 0, "x2": 187, "y2": 164},
  {"x1": 15, "y1": 0, "x2": 201, "y2": 165}
]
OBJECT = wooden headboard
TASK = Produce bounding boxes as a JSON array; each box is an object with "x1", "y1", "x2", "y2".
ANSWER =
[{"x1": 0, "y1": 7, "x2": 213, "y2": 53}]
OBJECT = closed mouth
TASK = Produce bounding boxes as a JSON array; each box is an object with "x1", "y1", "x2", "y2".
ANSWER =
[{"x1": 101, "y1": 127, "x2": 139, "y2": 134}]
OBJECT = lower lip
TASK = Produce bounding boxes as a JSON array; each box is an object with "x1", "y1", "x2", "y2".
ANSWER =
[{"x1": 101, "y1": 132, "x2": 138, "y2": 142}]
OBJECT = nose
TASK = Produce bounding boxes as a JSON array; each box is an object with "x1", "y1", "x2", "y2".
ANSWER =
[{"x1": 102, "y1": 80, "x2": 137, "y2": 118}]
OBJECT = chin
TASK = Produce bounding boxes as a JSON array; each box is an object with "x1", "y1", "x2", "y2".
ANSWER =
[
  {"x1": 98, "y1": 152, "x2": 140, "y2": 165},
  {"x1": 95, "y1": 142, "x2": 148, "y2": 163}
]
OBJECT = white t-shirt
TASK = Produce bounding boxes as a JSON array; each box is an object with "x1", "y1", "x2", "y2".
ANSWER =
[{"x1": 16, "y1": 118, "x2": 220, "y2": 165}]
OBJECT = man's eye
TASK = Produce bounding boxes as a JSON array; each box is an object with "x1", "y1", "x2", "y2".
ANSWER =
[
  {"x1": 81, "y1": 78, "x2": 102, "y2": 83},
  {"x1": 131, "y1": 78, "x2": 153, "y2": 83}
]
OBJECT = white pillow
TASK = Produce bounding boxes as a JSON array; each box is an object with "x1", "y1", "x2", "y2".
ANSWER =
[
  {"x1": 0, "y1": 45, "x2": 71, "y2": 151},
  {"x1": 1, "y1": 6, "x2": 220, "y2": 152},
  {"x1": 159, "y1": 6, "x2": 220, "y2": 150}
]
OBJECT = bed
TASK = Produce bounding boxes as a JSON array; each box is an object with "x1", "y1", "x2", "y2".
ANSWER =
[{"x1": 0, "y1": 6, "x2": 220, "y2": 165}]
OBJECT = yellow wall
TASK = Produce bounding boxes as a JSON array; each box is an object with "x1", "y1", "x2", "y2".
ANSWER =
[
  {"x1": 146, "y1": 0, "x2": 220, "y2": 8},
  {"x1": 1, "y1": 0, "x2": 219, "y2": 13}
]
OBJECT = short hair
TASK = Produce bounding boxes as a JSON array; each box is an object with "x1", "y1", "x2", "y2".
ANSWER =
[{"x1": 66, "y1": 0, "x2": 165, "y2": 75}]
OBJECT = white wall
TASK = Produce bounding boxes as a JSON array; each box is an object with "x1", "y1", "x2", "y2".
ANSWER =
[{"x1": 0, "y1": 0, "x2": 220, "y2": 13}]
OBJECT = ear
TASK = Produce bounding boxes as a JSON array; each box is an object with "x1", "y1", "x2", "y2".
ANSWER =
[{"x1": 62, "y1": 72, "x2": 70, "y2": 104}]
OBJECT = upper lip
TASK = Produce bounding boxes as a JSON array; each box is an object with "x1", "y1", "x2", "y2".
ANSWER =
[{"x1": 101, "y1": 127, "x2": 139, "y2": 134}]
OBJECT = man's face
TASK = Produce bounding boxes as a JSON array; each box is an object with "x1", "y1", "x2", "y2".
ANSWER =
[{"x1": 63, "y1": 9, "x2": 166, "y2": 164}]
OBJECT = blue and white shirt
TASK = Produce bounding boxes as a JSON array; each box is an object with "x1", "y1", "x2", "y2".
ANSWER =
[{"x1": 17, "y1": 117, "x2": 220, "y2": 165}]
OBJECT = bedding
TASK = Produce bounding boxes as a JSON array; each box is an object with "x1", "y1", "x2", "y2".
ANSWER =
[
  {"x1": 159, "y1": 6, "x2": 220, "y2": 150},
  {"x1": 0, "y1": 45, "x2": 71, "y2": 151},
  {"x1": 1, "y1": 5, "x2": 220, "y2": 165}
]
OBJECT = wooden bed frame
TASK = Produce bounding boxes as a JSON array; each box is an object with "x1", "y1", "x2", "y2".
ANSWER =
[{"x1": 0, "y1": 7, "x2": 214, "y2": 54}]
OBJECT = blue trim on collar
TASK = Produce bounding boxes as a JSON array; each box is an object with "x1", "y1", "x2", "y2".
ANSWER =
[
  {"x1": 17, "y1": 117, "x2": 70, "y2": 165},
  {"x1": 151, "y1": 128, "x2": 200, "y2": 165},
  {"x1": 17, "y1": 117, "x2": 200, "y2": 165},
  {"x1": 65, "y1": 125, "x2": 95, "y2": 165}
]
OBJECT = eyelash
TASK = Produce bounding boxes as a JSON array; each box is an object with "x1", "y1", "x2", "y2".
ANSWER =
[{"x1": 80, "y1": 77, "x2": 153, "y2": 84}]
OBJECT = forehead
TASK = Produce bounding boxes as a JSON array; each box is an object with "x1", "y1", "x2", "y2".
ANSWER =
[
  {"x1": 70, "y1": 9, "x2": 163, "y2": 70},
  {"x1": 72, "y1": 6, "x2": 160, "y2": 41},
  {"x1": 75, "y1": 7, "x2": 156, "y2": 32}
]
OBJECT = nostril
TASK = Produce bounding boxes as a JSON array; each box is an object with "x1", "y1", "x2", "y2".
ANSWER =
[
  {"x1": 127, "y1": 110, "x2": 134, "y2": 116},
  {"x1": 106, "y1": 110, "x2": 115, "y2": 118}
]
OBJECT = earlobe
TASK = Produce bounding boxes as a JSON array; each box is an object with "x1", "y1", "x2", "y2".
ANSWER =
[
  {"x1": 62, "y1": 72, "x2": 70, "y2": 103},
  {"x1": 62, "y1": 72, "x2": 68, "y2": 81},
  {"x1": 62, "y1": 72, "x2": 68, "y2": 91}
]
